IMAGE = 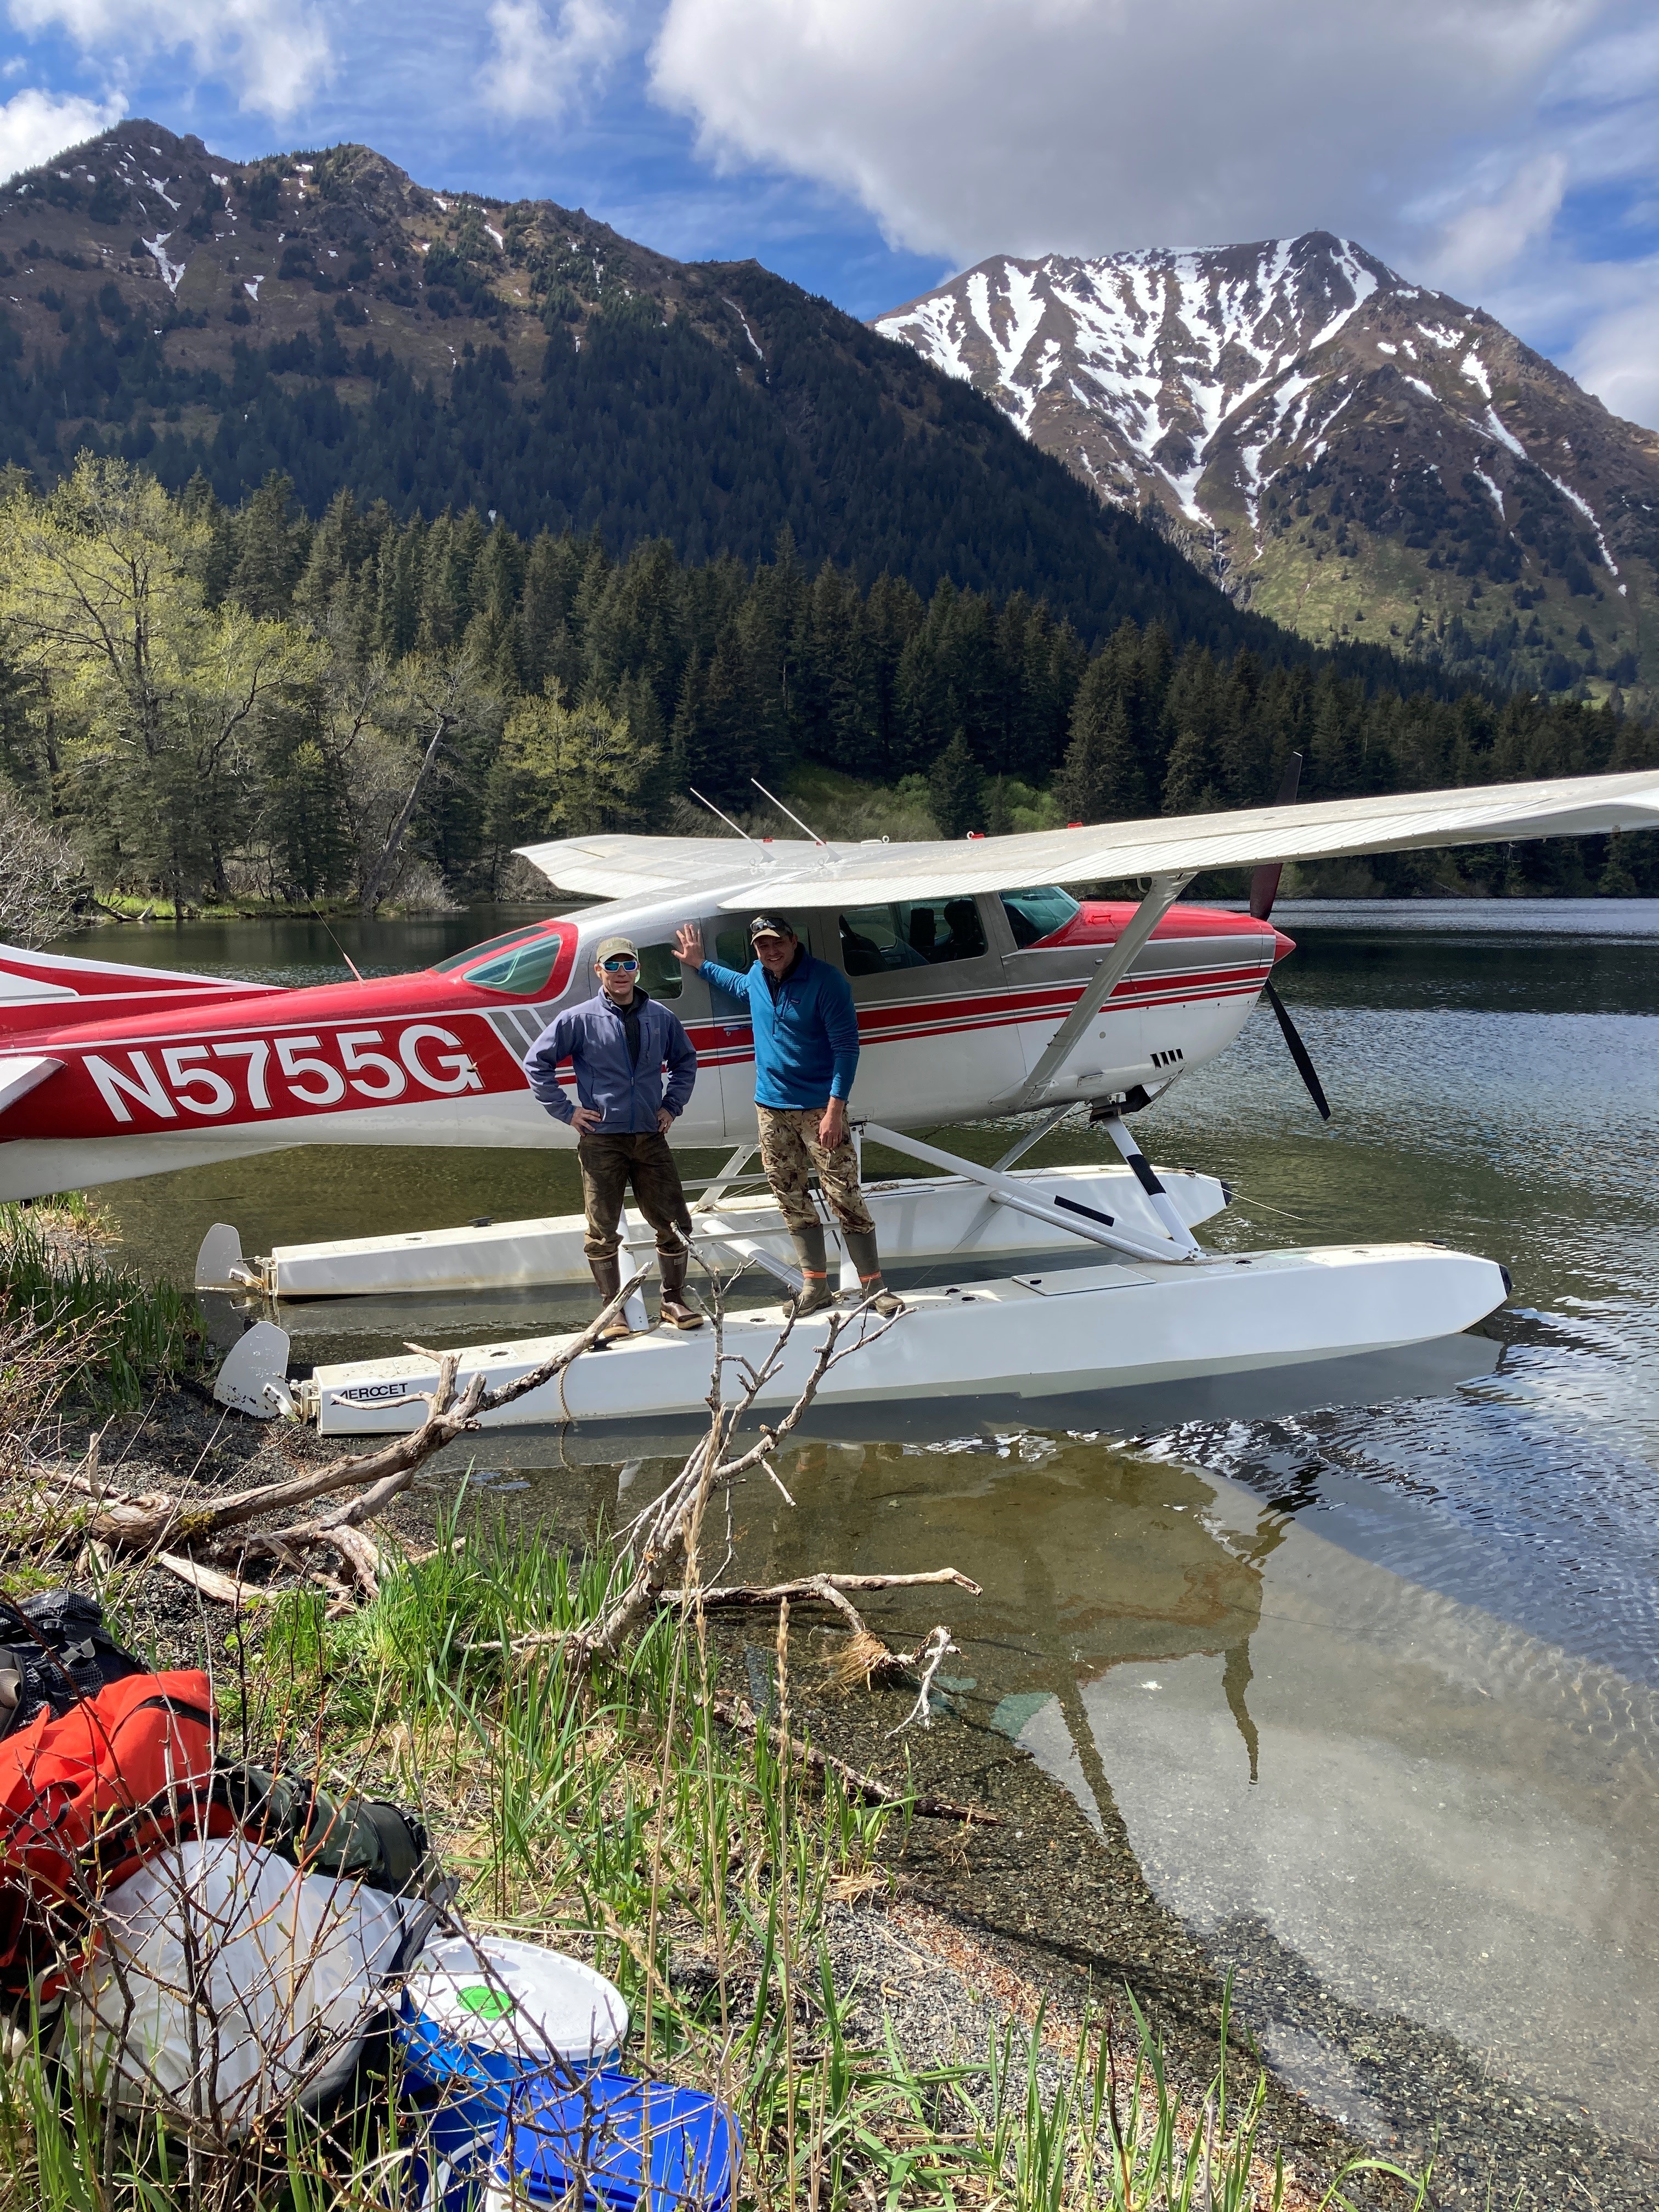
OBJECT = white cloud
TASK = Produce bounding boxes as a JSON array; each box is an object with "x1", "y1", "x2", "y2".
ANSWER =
[
  {"x1": 647, "y1": 0, "x2": 1659, "y2": 426},
  {"x1": 478, "y1": 0, "x2": 629, "y2": 121},
  {"x1": 0, "y1": 84, "x2": 120, "y2": 181},
  {"x1": 1429, "y1": 154, "x2": 1570, "y2": 292},
  {"x1": 648, "y1": 0, "x2": 1596, "y2": 264},
  {"x1": 1567, "y1": 279, "x2": 1659, "y2": 425},
  {"x1": 6, "y1": 0, "x2": 334, "y2": 120}
]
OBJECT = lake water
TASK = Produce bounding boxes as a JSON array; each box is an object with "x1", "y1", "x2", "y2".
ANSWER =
[{"x1": 57, "y1": 901, "x2": 1659, "y2": 2175}]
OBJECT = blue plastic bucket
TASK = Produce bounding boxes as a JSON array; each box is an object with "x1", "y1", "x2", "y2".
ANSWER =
[
  {"x1": 486, "y1": 2070, "x2": 741, "y2": 2212},
  {"x1": 396, "y1": 1938, "x2": 628, "y2": 2212}
]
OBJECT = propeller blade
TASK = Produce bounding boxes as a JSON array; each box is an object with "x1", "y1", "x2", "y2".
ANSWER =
[
  {"x1": 1249, "y1": 751, "x2": 1304, "y2": 921},
  {"x1": 1262, "y1": 978, "x2": 1331, "y2": 1121}
]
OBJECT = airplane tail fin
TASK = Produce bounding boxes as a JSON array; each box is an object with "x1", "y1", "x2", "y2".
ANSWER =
[{"x1": 0, "y1": 941, "x2": 281, "y2": 1043}]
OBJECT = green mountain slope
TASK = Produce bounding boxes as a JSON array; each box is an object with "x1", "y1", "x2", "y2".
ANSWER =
[{"x1": 0, "y1": 122, "x2": 1451, "y2": 685}]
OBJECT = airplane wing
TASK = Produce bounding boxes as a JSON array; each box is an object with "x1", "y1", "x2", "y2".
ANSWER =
[
  {"x1": 515, "y1": 768, "x2": 1659, "y2": 910},
  {"x1": 512, "y1": 833, "x2": 783, "y2": 904}
]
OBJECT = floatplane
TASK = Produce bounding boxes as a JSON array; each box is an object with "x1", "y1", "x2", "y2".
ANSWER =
[{"x1": 2, "y1": 767, "x2": 1655, "y2": 1432}]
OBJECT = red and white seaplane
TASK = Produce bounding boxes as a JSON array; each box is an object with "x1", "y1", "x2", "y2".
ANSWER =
[{"x1": 3, "y1": 767, "x2": 1655, "y2": 1430}]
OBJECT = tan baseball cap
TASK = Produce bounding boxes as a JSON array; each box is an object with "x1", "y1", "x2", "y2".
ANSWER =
[{"x1": 594, "y1": 935, "x2": 639, "y2": 963}]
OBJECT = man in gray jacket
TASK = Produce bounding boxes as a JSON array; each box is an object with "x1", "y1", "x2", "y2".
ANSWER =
[{"x1": 523, "y1": 935, "x2": 702, "y2": 1339}]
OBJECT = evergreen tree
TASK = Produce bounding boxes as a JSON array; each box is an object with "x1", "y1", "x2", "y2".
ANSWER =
[
  {"x1": 928, "y1": 729, "x2": 983, "y2": 838},
  {"x1": 1056, "y1": 661, "x2": 1146, "y2": 822},
  {"x1": 1161, "y1": 723, "x2": 1224, "y2": 816},
  {"x1": 230, "y1": 471, "x2": 309, "y2": 618}
]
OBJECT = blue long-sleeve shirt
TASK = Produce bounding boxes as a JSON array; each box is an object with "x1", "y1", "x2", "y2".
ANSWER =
[
  {"x1": 523, "y1": 989, "x2": 697, "y2": 1132},
  {"x1": 700, "y1": 950, "x2": 860, "y2": 1108}
]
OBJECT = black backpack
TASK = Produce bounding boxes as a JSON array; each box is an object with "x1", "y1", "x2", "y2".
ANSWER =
[{"x1": 0, "y1": 1589, "x2": 148, "y2": 1741}]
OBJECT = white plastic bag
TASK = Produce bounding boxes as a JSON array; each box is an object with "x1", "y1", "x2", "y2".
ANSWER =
[{"x1": 66, "y1": 1835, "x2": 406, "y2": 2137}]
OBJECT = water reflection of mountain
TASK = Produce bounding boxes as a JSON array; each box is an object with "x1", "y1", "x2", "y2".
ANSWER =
[
  {"x1": 739, "y1": 1431, "x2": 1659, "y2": 2152},
  {"x1": 744, "y1": 1435, "x2": 1278, "y2": 1803}
]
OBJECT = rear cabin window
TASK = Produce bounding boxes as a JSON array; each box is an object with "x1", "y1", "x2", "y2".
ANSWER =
[
  {"x1": 1001, "y1": 887, "x2": 1080, "y2": 948},
  {"x1": 703, "y1": 925, "x2": 755, "y2": 1019},
  {"x1": 838, "y1": 900, "x2": 988, "y2": 977}
]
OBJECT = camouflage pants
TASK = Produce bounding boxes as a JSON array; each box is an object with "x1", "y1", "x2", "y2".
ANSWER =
[{"x1": 755, "y1": 1105, "x2": 875, "y2": 1237}]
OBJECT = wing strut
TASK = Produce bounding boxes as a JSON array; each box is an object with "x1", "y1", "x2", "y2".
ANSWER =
[{"x1": 1006, "y1": 871, "x2": 1194, "y2": 1114}]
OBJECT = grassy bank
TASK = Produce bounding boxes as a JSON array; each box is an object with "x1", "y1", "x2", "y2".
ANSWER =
[
  {"x1": 1, "y1": 1502, "x2": 1426, "y2": 2212},
  {"x1": 0, "y1": 1217, "x2": 1426, "y2": 2210},
  {"x1": 0, "y1": 1200, "x2": 206, "y2": 1413}
]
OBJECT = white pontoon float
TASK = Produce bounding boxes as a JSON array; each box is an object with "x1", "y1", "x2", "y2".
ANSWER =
[
  {"x1": 194, "y1": 1135, "x2": 1228, "y2": 1301},
  {"x1": 218, "y1": 1240, "x2": 1505, "y2": 1434}
]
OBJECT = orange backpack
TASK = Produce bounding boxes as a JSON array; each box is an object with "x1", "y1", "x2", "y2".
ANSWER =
[{"x1": 0, "y1": 1670, "x2": 233, "y2": 1987}]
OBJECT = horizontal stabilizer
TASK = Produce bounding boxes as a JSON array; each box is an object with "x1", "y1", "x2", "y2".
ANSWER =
[{"x1": 0, "y1": 941, "x2": 281, "y2": 1042}]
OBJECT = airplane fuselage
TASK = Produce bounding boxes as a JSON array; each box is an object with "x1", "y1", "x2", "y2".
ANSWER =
[{"x1": 0, "y1": 888, "x2": 1289, "y2": 1201}]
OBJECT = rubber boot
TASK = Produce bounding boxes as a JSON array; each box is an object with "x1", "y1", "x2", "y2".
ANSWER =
[
  {"x1": 589, "y1": 1254, "x2": 634, "y2": 1345},
  {"x1": 657, "y1": 1244, "x2": 704, "y2": 1330},
  {"x1": 842, "y1": 1227, "x2": 904, "y2": 1317},
  {"x1": 785, "y1": 1222, "x2": 834, "y2": 1318}
]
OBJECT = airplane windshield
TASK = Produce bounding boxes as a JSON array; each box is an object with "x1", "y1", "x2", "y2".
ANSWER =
[
  {"x1": 1001, "y1": 886, "x2": 1080, "y2": 947},
  {"x1": 432, "y1": 924, "x2": 557, "y2": 973},
  {"x1": 436, "y1": 923, "x2": 573, "y2": 997}
]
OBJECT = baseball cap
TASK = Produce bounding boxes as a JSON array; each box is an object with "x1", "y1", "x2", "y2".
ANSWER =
[
  {"x1": 594, "y1": 934, "x2": 639, "y2": 963},
  {"x1": 748, "y1": 913, "x2": 794, "y2": 941}
]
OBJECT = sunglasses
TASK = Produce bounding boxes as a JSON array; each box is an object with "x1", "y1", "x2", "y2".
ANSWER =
[{"x1": 601, "y1": 955, "x2": 639, "y2": 972}]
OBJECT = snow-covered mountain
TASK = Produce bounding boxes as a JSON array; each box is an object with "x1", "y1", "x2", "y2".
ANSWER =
[{"x1": 875, "y1": 234, "x2": 1659, "y2": 699}]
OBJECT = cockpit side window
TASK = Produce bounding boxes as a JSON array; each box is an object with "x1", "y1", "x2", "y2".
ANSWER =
[
  {"x1": 838, "y1": 900, "x2": 989, "y2": 975},
  {"x1": 1001, "y1": 886, "x2": 1081, "y2": 949},
  {"x1": 450, "y1": 924, "x2": 575, "y2": 997}
]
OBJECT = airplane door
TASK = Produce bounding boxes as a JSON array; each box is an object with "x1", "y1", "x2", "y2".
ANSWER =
[
  {"x1": 634, "y1": 937, "x2": 728, "y2": 1145},
  {"x1": 811, "y1": 894, "x2": 1023, "y2": 1124},
  {"x1": 699, "y1": 917, "x2": 763, "y2": 1140}
]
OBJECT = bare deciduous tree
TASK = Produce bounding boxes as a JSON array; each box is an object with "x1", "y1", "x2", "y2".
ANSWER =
[{"x1": 0, "y1": 783, "x2": 85, "y2": 945}]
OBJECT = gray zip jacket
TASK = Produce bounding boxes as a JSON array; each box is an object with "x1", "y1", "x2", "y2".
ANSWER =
[{"x1": 524, "y1": 988, "x2": 697, "y2": 1132}]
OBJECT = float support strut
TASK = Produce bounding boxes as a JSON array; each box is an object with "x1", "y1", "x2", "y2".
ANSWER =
[
  {"x1": 1098, "y1": 1114, "x2": 1199, "y2": 1254},
  {"x1": 859, "y1": 1122, "x2": 1201, "y2": 1267}
]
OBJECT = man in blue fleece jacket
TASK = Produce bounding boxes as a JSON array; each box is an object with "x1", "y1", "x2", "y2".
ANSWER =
[
  {"x1": 675, "y1": 913, "x2": 901, "y2": 1317},
  {"x1": 523, "y1": 934, "x2": 701, "y2": 1339}
]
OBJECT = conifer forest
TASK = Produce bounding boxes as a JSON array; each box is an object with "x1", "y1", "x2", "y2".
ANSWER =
[{"x1": 1, "y1": 455, "x2": 1655, "y2": 931}]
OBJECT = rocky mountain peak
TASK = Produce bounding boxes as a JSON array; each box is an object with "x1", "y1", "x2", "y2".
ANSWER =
[{"x1": 876, "y1": 233, "x2": 1659, "y2": 702}]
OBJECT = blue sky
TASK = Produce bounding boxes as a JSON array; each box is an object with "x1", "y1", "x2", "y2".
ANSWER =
[{"x1": 2, "y1": 0, "x2": 1657, "y2": 422}]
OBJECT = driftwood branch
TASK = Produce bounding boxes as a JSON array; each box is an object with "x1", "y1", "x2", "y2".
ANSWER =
[
  {"x1": 155, "y1": 1553, "x2": 261, "y2": 1609},
  {"x1": 885, "y1": 1624, "x2": 958, "y2": 1735},
  {"x1": 657, "y1": 1569, "x2": 981, "y2": 1608},
  {"x1": 40, "y1": 1272, "x2": 648, "y2": 1567},
  {"x1": 571, "y1": 1300, "x2": 905, "y2": 1663},
  {"x1": 708, "y1": 1696, "x2": 1000, "y2": 1826}
]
